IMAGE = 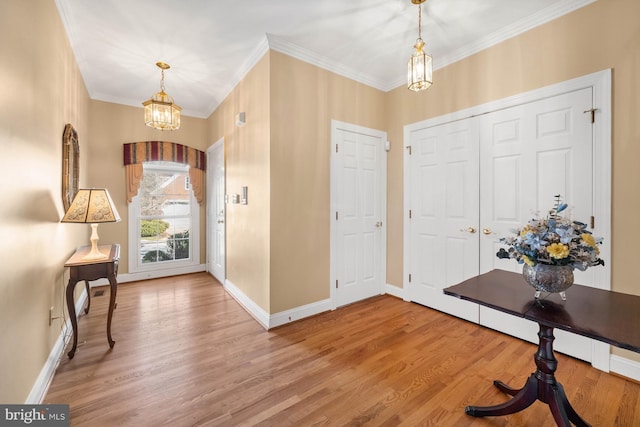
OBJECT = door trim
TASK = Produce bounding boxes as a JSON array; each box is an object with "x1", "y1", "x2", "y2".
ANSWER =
[
  {"x1": 330, "y1": 120, "x2": 387, "y2": 309},
  {"x1": 403, "y1": 69, "x2": 612, "y2": 371}
]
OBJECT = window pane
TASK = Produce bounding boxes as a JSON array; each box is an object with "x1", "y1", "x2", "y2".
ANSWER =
[
  {"x1": 135, "y1": 163, "x2": 194, "y2": 267},
  {"x1": 169, "y1": 232, "x2": 190, "y2": 260}
]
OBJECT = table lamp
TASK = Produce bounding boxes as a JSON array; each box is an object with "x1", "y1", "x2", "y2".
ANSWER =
[{"x1": 61, "y1": 188, "x2": 121, "y2": 260}]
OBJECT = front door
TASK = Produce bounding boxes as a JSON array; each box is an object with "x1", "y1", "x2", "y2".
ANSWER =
[
  {"x1": 207, "y1": 138, "x2": 225, "y2": 283},
  {"x1": 330, "y1": 120, "x2": 386, "y2": 307}
]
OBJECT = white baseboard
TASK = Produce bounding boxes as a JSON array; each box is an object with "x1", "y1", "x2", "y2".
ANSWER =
[
  {"x1": 90, "y1": 264, "x2": 206, "y2": 286},
  {"x1": 269, "y1": 298, "x2": 332, "y2": 329},
  {"x1": 385, "y1": 283, "x2": 406, "y2": 300},
  {"x1": 610, "y1": 354, "x2": 640, "y2": 382},
  {"x1": 223, "y1": 279, "x2": 332, "y2": 330},
  {"x1": 27, "y1": 288, "x2": 88, "y2": 404},
  {"x1": 223, "y1": 279, "x2": 270, "y2": 329}
]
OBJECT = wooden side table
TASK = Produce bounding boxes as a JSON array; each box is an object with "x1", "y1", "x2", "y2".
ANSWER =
[
  {"x1": 444, "y1": 269, "x2": 640, "y2": 427},
  {"x1": 64, "y1": 244, "x2": 119, "y2": 358}
]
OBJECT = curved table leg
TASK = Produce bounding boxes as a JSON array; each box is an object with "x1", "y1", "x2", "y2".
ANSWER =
[
  {"x1": 466, "y1": 324, "x2": 591, "y2": 426},
  {"x1": 66, "y1": 279, "x2": 79, "y2": 359},
  {"x1": 493, "y1": 379, "x2": 523, "y2": 396},
  {"x1": 106, "y1": 274, "x2": 117, "y2": 348},
  {"x1": 550, "y1": 382, "x2": 591, "y2": 427},
  {"x1": 466, "y1": 374, "x2": 538, "y2": 417},
  {"x1": 83, "y1": 280, "x2": 91, "y2": 314}
]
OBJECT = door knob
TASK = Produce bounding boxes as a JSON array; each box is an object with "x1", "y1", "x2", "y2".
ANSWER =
[
  {"x1": 460, "y1": 227, "x2": 476, "y2": 234},
  {"x1": 217, "y1": 220, "x2": 224, "y2": 224},
  {"x1": 482, "y1": 228, "x2": 492, "y2": 235},
  {"x1": 375, "y1": 221, "x2": 383, "y2": 228}
]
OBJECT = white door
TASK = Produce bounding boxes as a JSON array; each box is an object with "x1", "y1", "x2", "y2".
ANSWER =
[
  {"x1": 407, "y1": 119, "x2": 480, "y2": 322},
  {"x1": 207, "y1": 138, "x2": 225, "y2": 283},
  {"x1": 330, "y1": 120, "x2": 386, "y2": 307},
  {"x1": 479, "y1": 87, "x2": 596, "y2": 361}
]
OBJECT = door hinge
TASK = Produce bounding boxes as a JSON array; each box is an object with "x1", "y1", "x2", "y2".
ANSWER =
[
  {"x1": 336, "y1": 280, "x2": 339, "y2": 288},
  {"x1": 409, "y1": 209, "x2": 412, "y2": 219},
  {"x1": 406, "y1": 145, "x2": 412, "y2": 155},
  {"x1": 408, "y1": 273, "x2": 412, "y2": 283},
  {"x1": 590, "y1": 215, "x2": 595, "y2": 229},
  {"x1": 336, "y1": 143, "x2": 339, "y2": 153},
  {"x1": 336, "y1": 211, "x2": 339, "y2": 220},
  {"x1": 583, "y1": 108, "x2": 598, "y2": 124}
]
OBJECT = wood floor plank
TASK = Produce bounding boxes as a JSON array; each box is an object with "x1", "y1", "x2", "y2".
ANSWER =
[{"x1": 44, "y1": 272, "x2": 640, "y2": 426}]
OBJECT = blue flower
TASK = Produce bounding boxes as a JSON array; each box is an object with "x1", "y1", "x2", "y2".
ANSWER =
[
  {"x1": 523, "y1": 232, "x2": 544, "y2": 250},
  {"x1": 555, "y1": 226, "x2": 574, "y2": 244}
]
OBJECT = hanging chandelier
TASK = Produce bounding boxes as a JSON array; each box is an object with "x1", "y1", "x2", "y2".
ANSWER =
[
  {"x1": 142, "y1": 62, "x2": 182, "y2": 130},
  {"x1": 407, "y1": 0, "x2": 433, "y2": 92}
]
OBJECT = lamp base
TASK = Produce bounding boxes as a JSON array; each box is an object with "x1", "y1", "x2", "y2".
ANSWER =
[{"x1": 82, "y1": 224, "x2": 108, "y2": 261}]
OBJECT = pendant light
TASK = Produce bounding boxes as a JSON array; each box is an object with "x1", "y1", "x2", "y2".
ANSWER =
[
  {"x1": 142, "y1": 62, "x2": 182, "y2": 130},
  {"x1": 407, "y1": 0, "x2": 433, "y2": 92}
]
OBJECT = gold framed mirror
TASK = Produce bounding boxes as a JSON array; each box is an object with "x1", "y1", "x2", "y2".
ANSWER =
[{"x1": 62, "y1": 124, "x2": 79, "y2": 212}]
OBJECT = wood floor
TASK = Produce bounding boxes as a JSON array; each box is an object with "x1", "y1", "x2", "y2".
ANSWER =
[{"x1": 45, "y1": 273, "x2": 640, "y2": 426}]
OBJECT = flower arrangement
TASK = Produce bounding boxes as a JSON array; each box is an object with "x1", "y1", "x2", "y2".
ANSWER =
[{"x1": 496, "y1": 195, "x2": 604, "y2": 271}]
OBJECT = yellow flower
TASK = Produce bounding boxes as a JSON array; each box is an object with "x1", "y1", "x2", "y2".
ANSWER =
[
  {"x1": 547, "y1": 243, "x2": 570, "y2": 259},
  {"x1": 522, "y1": 255, "x2": 535, "y2": 266},
  {"x1": 581, "y1": 233, "x2": 597, "y2": 248},
  {"x1": 519, "y1": 226, "x2": 533, "y2": 237}
]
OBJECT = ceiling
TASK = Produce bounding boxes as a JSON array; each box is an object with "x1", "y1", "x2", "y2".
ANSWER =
[{"x1": 55, "y1": 0, "x2": 595, "y2": 119}]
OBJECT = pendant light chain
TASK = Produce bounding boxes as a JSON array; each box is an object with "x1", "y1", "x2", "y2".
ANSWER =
[{"x1": 418, "y1": 3, "x2": 422, "y2": 40}]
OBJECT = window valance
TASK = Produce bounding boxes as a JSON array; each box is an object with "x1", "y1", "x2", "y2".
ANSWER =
[{"x1": 123, "y1": 141, "x2": 206, "y2": 204}]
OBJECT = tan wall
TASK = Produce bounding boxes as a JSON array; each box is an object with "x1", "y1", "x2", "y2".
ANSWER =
[
  {"x1": 88, "y1": 101, "x2": 210, "y2": 273},
  {"x1": 207, "y1": 54, "x2": 271, "y2": 311},
  {"x1": 268, "y1": 52, "x2": 386, "y2": 313},
  {"x1": 0, "y1": 0, "x2": 90, "y2": 403},
  {"x1": 385, "y1": 0, "x2": 640, "y2": 361},
  {"x1": 207, "y1": 51, "x2": 386, "y2": 314}
]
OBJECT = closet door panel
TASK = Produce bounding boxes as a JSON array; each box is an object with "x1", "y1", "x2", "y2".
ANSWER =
[
  {"x1": 479, "y1": 87, "x2": 595, "y2": 362},
  {"x1": 407, "y1": 119, "x2": 480, "y2": 323}
]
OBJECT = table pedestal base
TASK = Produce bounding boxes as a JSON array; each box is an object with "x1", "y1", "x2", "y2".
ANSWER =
[{"x1": 465, "y1": 324, "x2": 590, "y2": 427}]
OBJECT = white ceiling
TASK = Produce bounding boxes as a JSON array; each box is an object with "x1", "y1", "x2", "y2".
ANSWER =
[{"x1": 55, "y1": 0, "x2": 595, "y2": 119}]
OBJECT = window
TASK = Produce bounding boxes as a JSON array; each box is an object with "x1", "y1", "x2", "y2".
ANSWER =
[{"x1": 128, "y1": 162, "x2": 199, "y2": 274}]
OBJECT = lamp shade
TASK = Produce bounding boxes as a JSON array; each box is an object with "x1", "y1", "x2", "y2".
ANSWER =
[{"x1": 62, "y1": 188, "x2": 121, "y2": 224}]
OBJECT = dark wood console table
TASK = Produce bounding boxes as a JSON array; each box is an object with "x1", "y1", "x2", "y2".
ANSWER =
[
  {"x1": 444, "y1": 269, "x2": 640, "y2": 427},
  {"x1": 64, "y1": 244, "x2": 119, "y2": 359}
]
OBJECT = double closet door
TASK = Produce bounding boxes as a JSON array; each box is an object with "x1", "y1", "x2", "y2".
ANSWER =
[{"x1": 406, "y1": 87, "x2": 598, "y2": 362}]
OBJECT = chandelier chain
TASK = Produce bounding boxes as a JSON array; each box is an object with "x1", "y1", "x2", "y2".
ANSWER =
[
  {"x1": 160, "y1": 68, "x2": 166, "y2": 92},
  {"x1": 418, "y1": 3, "x2": 422, "y2": 40}
]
